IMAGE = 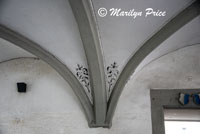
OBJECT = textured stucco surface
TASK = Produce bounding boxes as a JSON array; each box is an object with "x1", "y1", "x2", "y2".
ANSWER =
[
  {"x1": 0, "y1": 44, "x2": 200, "y2": 133},
  {"x1": 115, "y1": 44, "x2": 200, "y2": 134}
]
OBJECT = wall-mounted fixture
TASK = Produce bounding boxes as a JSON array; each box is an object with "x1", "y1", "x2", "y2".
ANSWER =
[{"x1": 17, "y1": 82, "x2": 27, "y2": 93}]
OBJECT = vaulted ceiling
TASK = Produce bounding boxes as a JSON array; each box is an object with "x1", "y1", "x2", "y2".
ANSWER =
[{"x1": 0, "y1": 0, "x2": 199, "y2": 128}]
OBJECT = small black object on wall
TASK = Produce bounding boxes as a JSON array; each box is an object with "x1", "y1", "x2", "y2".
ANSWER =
[{"x1": 17, "y1": 82, "x2": 27, "y2": 93}]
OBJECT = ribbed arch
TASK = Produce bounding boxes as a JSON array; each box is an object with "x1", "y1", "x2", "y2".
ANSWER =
[{"x1": 0, "y1": 25, "x2": 94, "y2": 125}]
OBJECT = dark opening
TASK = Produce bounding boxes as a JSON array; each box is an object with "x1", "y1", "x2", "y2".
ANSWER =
[{"x1": 17, "y1": 82, "x2": 27, "y2": 93}]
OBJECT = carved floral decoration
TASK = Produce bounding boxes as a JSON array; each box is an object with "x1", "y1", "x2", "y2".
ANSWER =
[
  {"x1": 75, "y1": 62, "x2": 119, "y2": 102},
  {"x1": 76, "y1": 64, "x2": 92, "y2": 103},
  {"x1": 107, "y1": 62, "x2": 119, "y2": 96}
]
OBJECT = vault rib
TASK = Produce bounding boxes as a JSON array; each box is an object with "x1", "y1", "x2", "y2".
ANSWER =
[
  {"x1": 106, "y1": 0, "x2": 200, "y2": 127},
  {"x1": 0, "y1": 24, "x2": 94, "y2": 125},
  {"x1": 69, "y1": 0, "x2": 107, "y2": 127}
]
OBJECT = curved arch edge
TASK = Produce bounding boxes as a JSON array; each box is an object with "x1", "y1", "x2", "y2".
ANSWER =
[
  {"x1": 136, "y1": 43, "x2": 200, "y2": 75},
  {"x1": 0, "y1": 25, "x2": 95, "y2": 125},
  {"x1": 106, "y1": 0, "x2": 200, "y2": 126},
  {"x1": 69, "y1": 0, "x2": 107, "y2": 126}
]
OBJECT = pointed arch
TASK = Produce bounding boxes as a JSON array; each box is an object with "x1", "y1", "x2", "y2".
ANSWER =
[
  {"x1": 0, "y1": 25, "x2": 94, "y2": 125},
  {"x1": 106, "y1": 0, "x2": 200, "y2": 126}
]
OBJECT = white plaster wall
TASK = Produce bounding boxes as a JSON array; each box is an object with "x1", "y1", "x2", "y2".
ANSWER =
[
  {"x1": 0, "y1": 44, "x2": 200, "y2": 134},
  {"x1": 0, "y1": 58, "x2": 121, "y2": 134},
  {"x1": 115, "y1": 44, "x2": 200, "y2": 134},
  {"x1": 0, "y1": 58, "x2": 87, "y2": 134}
]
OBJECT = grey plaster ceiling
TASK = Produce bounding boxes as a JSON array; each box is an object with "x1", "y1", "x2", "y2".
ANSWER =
[
  {"x1": 0, "y1": 0, "x2": 198, "y2": 80},
  {"x1": 135, "y1": 15, "x2": 200, "y2": 74},
  {"x1": 0, "y1": 38, "x2": 34, "y2": 63},
  {"x1": 92, "y1": 0, "x2": 195, "y2": 73},
  {"x1": 0, "y1": 0, "x2": 88, "y2": 74}
]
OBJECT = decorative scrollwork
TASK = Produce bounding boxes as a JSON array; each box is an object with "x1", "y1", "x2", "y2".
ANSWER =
[
  {"x1": 106, "y1": 62, "x2": 119, "y2": 94},
  {"x1": 76, "y1": 64, "x2": 92, "y2": 103}
]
